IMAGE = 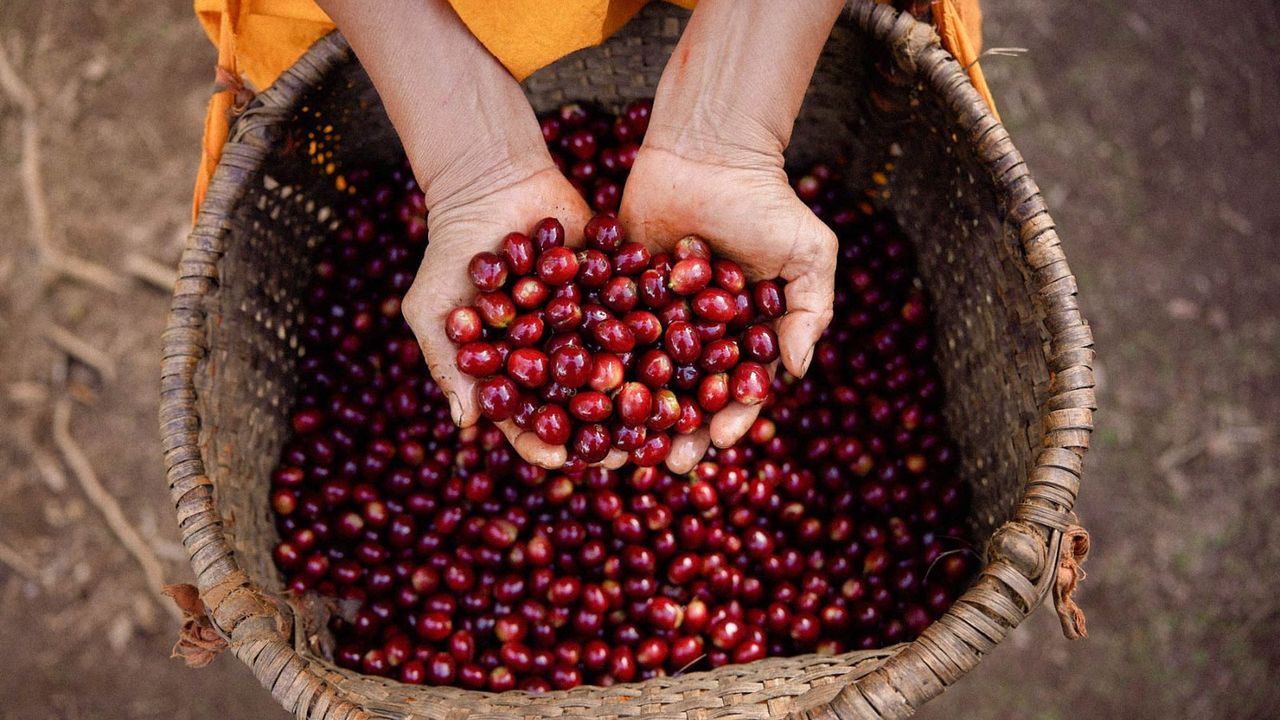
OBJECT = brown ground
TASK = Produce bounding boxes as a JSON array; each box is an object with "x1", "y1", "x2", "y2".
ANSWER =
[{"x1": 1, "y1": 1, "x2": 1277, "y2": 718}]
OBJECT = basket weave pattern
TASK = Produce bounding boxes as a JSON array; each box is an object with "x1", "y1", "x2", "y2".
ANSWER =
[{"x1": 160, "y1": 3, "x2": 1094, "y2": 718}]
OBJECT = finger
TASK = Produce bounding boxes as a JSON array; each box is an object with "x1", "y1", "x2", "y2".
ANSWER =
[
  {"x1": 600, "y1": 449, "x2": 629, "y2": 470},
  {"x1": 497, "y1": 420, "x2": 568, "y2": 469},
  {"x1": 777, "y1": 306, "x2": 828, "y2": 378},
  {"x1": 422, "y1": 327, "x2": 479, "y2": 427},
  {"x1": 776, "y1": 220, "x2": 837, "y2": 378},
  {"x1": 666, "y1": 429, "x2": 711, "y2": 474},
  {"x1": 403, "y1": 273, "x2": 482, "y2": 427},
  {"x1": 441, "y1": 369, "x2": 480, "y2": 428},
  {"x1": 709, "y1": 401, "x2": 764, "y2": 449}
]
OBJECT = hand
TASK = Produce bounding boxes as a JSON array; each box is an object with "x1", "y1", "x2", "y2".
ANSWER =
[
  {"x1": 404, "y1": 169, "x2": 633, "y2": 470},
  {"x1": 319, "y1": 0, "x2": 629, "y2": 470},
  {"x1": 619, "y1": 0, "x2": 844, "y2": 473},
  {"x1": 620, "y1": 143, "x2": 837, "y2": 473}
]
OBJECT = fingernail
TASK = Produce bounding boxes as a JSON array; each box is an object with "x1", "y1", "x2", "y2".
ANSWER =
[
  {"x1": 799, "y1": 347, "x2": 814, "y2": 377},
  {"x1": 447, "y1": 392, "x2": 463, "y2": 426}
]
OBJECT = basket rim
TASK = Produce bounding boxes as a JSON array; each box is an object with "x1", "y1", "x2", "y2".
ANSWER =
[{"x1": 159, "y1": 2, "x2": 1094, "y2": 718}]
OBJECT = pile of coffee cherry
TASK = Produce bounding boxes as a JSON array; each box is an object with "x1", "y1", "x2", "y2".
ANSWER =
[
  {"x1": 540, "y1": 99, "x2": 649, "y2": 212},
  {"x1": 269, "y1": 100, "x2": 976, "y2": 692},
  {"x1": 449, "y1": 213, "x2": 784, "y2": 470}
]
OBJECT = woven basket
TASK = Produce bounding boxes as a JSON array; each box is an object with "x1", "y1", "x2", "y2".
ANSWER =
[{"x1": 160, "y1": 2, "x2": 1094, "y2": 718}]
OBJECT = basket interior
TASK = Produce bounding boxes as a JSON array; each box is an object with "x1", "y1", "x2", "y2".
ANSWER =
[{"x1": 196, "y1": 3, "x2": 1049, "y2": 715}]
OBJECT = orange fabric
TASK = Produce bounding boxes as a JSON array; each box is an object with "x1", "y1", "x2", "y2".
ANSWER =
[
  {"x1": 934, "y1": 0, "x2": 999, "y2": 122},
  {"x1": 192, "y1": 0, "x2": 995, "y2": 220},
  {"x1": 453, "y1": 1, "x2": 695, "y2": 82}
]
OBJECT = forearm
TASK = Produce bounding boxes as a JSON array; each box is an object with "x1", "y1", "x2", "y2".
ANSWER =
[
  {"x1": 647, "y1": 0, "x2": 846, "y2": 162},
  {"x1": 316, "y1": 0, "x2": 552, "y2": 210}
]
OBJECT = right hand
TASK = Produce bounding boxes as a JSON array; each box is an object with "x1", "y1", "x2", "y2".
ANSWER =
[
  {"x1": 403, "y1": 168, "x2": 616, "y2": 470},
  {"x1": 316, "y1": 0, "x2": 613, "y2": 469}
]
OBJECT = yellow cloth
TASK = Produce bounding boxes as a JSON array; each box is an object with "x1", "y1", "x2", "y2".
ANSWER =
[{"x1": 192, "y1": 0, "x2": 994, "y2": 220}]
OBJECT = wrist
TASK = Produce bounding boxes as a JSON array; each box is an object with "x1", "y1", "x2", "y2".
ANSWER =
[
  {"x1": 320, "y1": 0, "x2": 554, "y2": 212},
  {"x1": 645, "y1": 0, "x2": 844, "y2": 167},
  {"x1": 408, "y1": 94, "x2": 555, "y2": 213},
  {"x1": 643, "y1": 105, "x2": 785, "y2": 173}
]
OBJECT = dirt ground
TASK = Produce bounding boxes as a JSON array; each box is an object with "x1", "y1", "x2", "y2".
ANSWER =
[{"x1": 1, "y1": 1, "x2": 1277, "y2": 718}]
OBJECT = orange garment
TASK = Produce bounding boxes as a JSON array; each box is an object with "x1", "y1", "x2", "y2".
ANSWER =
[{"x1": 193, "y1": 0, "x2": 994, "y2": 220}]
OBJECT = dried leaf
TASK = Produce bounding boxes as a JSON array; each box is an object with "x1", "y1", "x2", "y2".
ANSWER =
[
  {"x1": 162, "y1": 583, "x2": 205, "y2": 616},
  {"x1": 163, "y1": 583, "x2": 229, "y2": 668}
]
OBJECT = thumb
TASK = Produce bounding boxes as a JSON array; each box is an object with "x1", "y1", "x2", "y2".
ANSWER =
[
  {"x1": 777, "y1": 208, "x2": 837, "y2": 378},
  {"x1": 402, "y1": 271, "x2": 481, "y2": 428}
]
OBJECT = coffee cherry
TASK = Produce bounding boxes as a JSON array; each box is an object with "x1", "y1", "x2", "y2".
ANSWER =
[
  {"x1": 616, "y1": 382, "x2": 653, "y2": 426},
  {"x1": 477, "y1": 377, "x2": 519, "y2": 421},
  {"x1": 600, "y1": 276, "x2": 638, "y2": 313},
  {"x1": 550, "y1": 345, "x2": 593, "y2": 388},
  {"x1": 692, "y1": 289, "x2": 736, "y2": 323},
  {"x1": 675, "y1": 398, "x2": 703, "y2": 434},
  {"x1": 688, "y1": 481, "x2": 718, "y2": 511},
  {"x1": 531, "y1": 218, "x2": 565, "y2": 251},
  {"x1": 507, "y1": 314, "x2": 545, "y2": 348},
  {"x1": 635, "y1": 638, "x2": 669, "y2": 669},
  {"x1": 532, "y1": 404, "x2": 571, "y2": 445},
  {"x1": 585, "y1": 214, "x2": 624, "y2": 252},
  {"x1": 591, "y1": 318, "x2": 634, "y2": 354},
  {"x1": 475, "y1": 291, "x2": 517, "y2": 328},
  {"x1": 709, "y1": 618, "x2": 745, "y2": 650},
  {"x1": 456, "y1": 342, "x2": 502, "y2": 377},
  {"x1": 507, "y1": 348, "x2": 550, "y2": 389},
  {"x1": 669, "y1": 635, "x2": 703, "y2": 671},
  {"x1": 566, "y1": 129, "x2": 598, "y2": 160},
  {"x1": 623, "y1": 310, "x2": 663, "y2": 346},
  {"x1": 646, "y1": 597, "x2": 684, "y2": 630},
  {"x1": 630, "y1": 432, "x2": 671, "y2": 467},
  {"x1": 712, "y1": 259, "x2": 746, "y2": 294},
  {"x1": 613, "y1": 423, "x2": 647, "y2": 452},
  {"x1": 753, "y1": 280, "x2": 785, "y2": 318},
  {"x1": 399, "y1": 659, "x2": 427, "y2": 684},
  {"x1": 537, "y1": 247, "x2": 579, "y2": 286},
  {"x1": 545, "y1": 297, "x2": 583, "y2": 332},
  {"x1": 730, "y1": 362, "x2": 770, "y2": 405},
  {"x1": 446, "y1": 307, "x2": 483, "y2": 344},
  {"x1": 664, "y1": 321, "x2": 702, "y2": 364},
  {"x1": 635, "y1": 349, "x2": 674, "y2": 388},
  {"x1": 612, "y1": 243, "x2": 650, "y2": 275},
  {"x1": 568, "y1": 391, "x2": 612, "y2": 422},
  {"x1": 670, "y1": 257, "x2": 713, "y2": 295},
  {"x1": 573, "y1": 424, "x2": 612, "y2": 463},
  {"x1": 700, "y1": 338, "x2": 741, "y2": 373},
  {"x1": 644, "y1": 389, "x2": 679, "y2": 431},
  {"x1": 576, "y1": 249, "x2": 613, "y2": 288},
  {"x1": 673, "y1": 236, "x2": 710, "y2": 261},
  {"x1": 511, "y1": 276, "x2": 549, "y2": 309},
  {"x1": 416, "y1": 612, "x2": 452, "y2": 641},
  {"x1": 501, "y1": 232, "x2": 536, "y2": 275},
  {"x1": 742, "y1": 324, "x2": 779, "y2": 363},
  {"x1": 698, "y1": 373, "x2": 731, "y2": 412},
  {"x1": 468, "y1": 252, "x2": 509, "y2": 292}
]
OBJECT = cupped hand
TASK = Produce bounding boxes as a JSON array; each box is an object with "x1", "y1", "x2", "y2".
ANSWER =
[
  {"x1": 620, "y1": 144, "x2": 838, "y2": 474},
  {"x1": 403, "y1": 169, "x2": 627, "y2": 470}
]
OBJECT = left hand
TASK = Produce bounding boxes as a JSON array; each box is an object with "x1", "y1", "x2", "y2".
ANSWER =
[{"x1": 620, "y1": 142, "x2": 837, "y2": 474}]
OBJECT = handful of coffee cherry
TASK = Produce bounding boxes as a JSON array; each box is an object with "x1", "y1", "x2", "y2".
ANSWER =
[{"x1": 448, "y1": 215, "x2": 786, "y2": 470}]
